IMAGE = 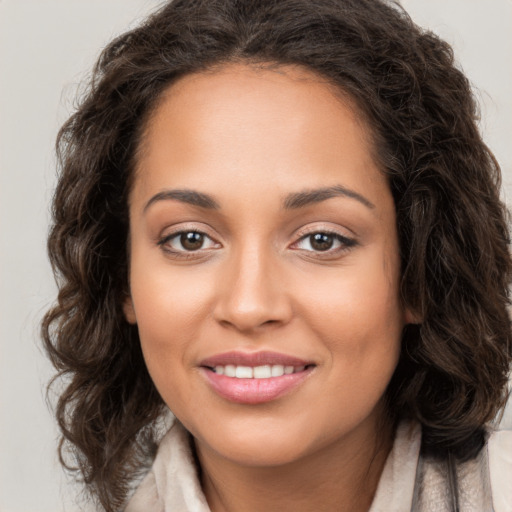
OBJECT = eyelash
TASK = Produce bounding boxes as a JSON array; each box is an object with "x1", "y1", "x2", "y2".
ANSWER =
[
  {"x1": 291, "y1": 230, "x2": 358, "y2": 257},
  {"x1": 157, "y1": 229, "x2": 358, "y2": 259},
  {"x1": 157, "y1": 230, "x2": 220, "y2": 259}
]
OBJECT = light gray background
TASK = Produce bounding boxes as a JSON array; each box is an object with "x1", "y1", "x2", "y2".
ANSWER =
[{"x1": 1, "y1": 1, "x2": 511, "y2": 511}]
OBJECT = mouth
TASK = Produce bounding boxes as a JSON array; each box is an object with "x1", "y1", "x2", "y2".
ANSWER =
[
  {"x1": 199, "y1": 351, "x2": 316, "y2": 404},
  {"x1": 206, "y1": 363, "x2": 312, "y2": 378}
]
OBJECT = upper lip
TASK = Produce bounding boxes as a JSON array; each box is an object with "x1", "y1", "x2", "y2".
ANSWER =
[{"x1": 199, "y1": 351, "x2": 314, "y2": 368}]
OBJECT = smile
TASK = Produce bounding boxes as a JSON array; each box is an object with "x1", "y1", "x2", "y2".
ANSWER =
[
  {"x1": 199, "y1": 351, "x2": 316, "y2": 404},
  {"x1": 211, "y1": 364, "x2": 307, "y2": 378}
]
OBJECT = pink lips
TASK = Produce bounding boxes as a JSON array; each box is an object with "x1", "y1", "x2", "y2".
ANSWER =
[
  {"x1": 199, "y1": 351, "x2": 315, "y2": 405},
  {"x1": 200, "y1": 351, "x2": 312, "y2": 368}
]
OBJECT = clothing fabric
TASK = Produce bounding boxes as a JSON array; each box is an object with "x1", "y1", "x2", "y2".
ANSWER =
[{"x1": 125, "y1": 421, "x2": 512, "y2": 511}]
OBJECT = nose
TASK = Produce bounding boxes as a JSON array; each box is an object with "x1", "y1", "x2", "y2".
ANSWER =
[{"x1": 213, "y1": 243, "x2": 293, "y2": 333}]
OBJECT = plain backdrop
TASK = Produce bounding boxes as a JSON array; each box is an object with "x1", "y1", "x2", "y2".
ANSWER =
[{"x1": 0, "y1": 1, "x2": 511, "y2": 511}]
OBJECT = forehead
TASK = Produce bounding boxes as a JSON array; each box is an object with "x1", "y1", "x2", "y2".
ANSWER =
[{"x1": 132, "y1": 62, "x2": 388, "y2": 209}]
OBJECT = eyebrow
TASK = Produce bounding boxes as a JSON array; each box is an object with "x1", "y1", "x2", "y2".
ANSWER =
[
  {"x1": 143, "y1": 189, "x2": 220, "y2": 212},
  {"x1": 143, "y1": 184, "x2": 374, "y2": 213},
  {"x1": 283, "y1": 185, "x2": 375, "y2": 210}
]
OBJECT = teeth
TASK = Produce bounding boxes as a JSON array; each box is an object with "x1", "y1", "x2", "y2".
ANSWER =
[
  {"x1": 235, "y1": 366, "x2": 253, "y2": 378},
  {"x1": 253, "y1": 365, "x2": 271, "y2": 378},
  {"x1": 212, "y1": 364, "x2": 308, "y2": 378},
  {"x1": 224, "y1": 365, "x2": 236, "y2": 377},
  {"x1": 271, "y1": 365, "x2": 284, "y2": 377}
]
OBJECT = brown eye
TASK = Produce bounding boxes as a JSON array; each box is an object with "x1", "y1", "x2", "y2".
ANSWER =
[
  {"x1": 309, "y1": 233, "x2": 334, "y2": 251},
  {"x1": 293, "y1": 231, "x2": 357, "y2": 255},
  {"x1": 180, "y1": 231, "x2": 204, "y2": 251},
  {"x1": 159, "y1": 230, "x2": 219, "y2": 254}
]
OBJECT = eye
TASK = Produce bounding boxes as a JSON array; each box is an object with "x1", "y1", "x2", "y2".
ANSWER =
[
  {"x1": 158, "y1": 230, "x2": 219, "y2": 253},
  {"x1": 294, "y1": 232, "x2": 356, "y2": 253}
]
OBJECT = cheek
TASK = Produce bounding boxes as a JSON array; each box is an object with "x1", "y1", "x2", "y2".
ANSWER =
[
  {"x1": 295, "y1": 253, "x2": 403, "y2": 381},
  {"x1": 127, "y1": 258, "x2": 214, "y2": 387},
  {"x1": 131, "y1": 284, "x2": 204, "y2": 417},
  {"x1": 130, "y1": 251, "x2": 213, "y2": 330},
  {"x1": 299, "y1": 255, "x2": 402, "y2": 335}
]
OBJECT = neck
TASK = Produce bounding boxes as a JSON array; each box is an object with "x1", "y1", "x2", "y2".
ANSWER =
[{"x1": 195, "y1": 414, "x2": 394, "y2": 512}]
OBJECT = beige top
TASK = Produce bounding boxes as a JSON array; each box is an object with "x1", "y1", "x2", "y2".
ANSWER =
[{"x1": 126, "y1": 421, "x2": 512, "y2": 511}]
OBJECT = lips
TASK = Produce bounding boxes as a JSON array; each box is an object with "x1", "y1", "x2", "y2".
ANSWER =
[
  {"x1": 200, "y1": 350, "x2": 313, "y2": 367},
  {"x1": 199, "y1": 351, "x2": 315, "y2": 404}
]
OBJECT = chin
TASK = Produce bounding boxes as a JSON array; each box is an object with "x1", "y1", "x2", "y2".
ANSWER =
[
  {"x1": 201, "y1": 431, "x2": 311, "y2": 467},
  {"x1": 182, "y1": 412, "x2": 309, "y2": 466}
]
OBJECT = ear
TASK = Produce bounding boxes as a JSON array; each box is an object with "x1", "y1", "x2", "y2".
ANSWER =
[{"x1": 123, "y1": 295, "x2": 137, "y2": 324}]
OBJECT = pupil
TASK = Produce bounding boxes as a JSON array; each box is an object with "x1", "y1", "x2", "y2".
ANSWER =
[
  {"x1": 311, "y1": 233, "x2": 333, "y2": 251},
  {"x1": 181, "y1": 232, "x2": 203, "y2": 250}
]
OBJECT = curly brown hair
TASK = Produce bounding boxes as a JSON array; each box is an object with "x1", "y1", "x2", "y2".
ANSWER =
[{"x1": 42, "y1": 0, "x2": 512, "y2": 510}]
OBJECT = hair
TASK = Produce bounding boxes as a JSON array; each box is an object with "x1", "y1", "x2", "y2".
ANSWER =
[{"x1": 42, "y1": 0, "x2": 512, "y2": 510}]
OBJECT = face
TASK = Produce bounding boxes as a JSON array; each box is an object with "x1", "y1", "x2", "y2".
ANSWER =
[{"x1": 125, "y1": 63, "x2": 410, "y2": 467}]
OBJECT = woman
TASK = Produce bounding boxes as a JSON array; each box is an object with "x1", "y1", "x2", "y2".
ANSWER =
[{"x1": 42, "y1": 0, "x2": 512, "y2": 510}]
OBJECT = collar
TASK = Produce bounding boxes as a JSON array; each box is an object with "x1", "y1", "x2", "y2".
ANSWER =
[{"x1": 126, "y1": 420, "x2": 422, "y2": 512}]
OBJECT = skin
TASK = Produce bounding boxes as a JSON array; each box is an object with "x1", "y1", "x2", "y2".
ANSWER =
[{"x1": 124, "y1": 63, "x2": 413, "y2": 512}]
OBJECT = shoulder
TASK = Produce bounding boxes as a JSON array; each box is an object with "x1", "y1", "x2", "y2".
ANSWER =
[
  {"x1": 125, "y1": 470, "x2": 162, "y2": 512},
  {"x1": 411, "y1": 425, "x2": 512, "y2": 512},
  {"x1": 124, "y1": 420, "x2": 210, "y2": 512},
  {"x1": 488, "y1": 428, "x2": 512, "y2": 512}
]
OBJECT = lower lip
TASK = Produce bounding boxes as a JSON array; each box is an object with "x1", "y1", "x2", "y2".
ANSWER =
[{"x1": 201, "y1": 367, "x2": 314, "y2": 404}]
